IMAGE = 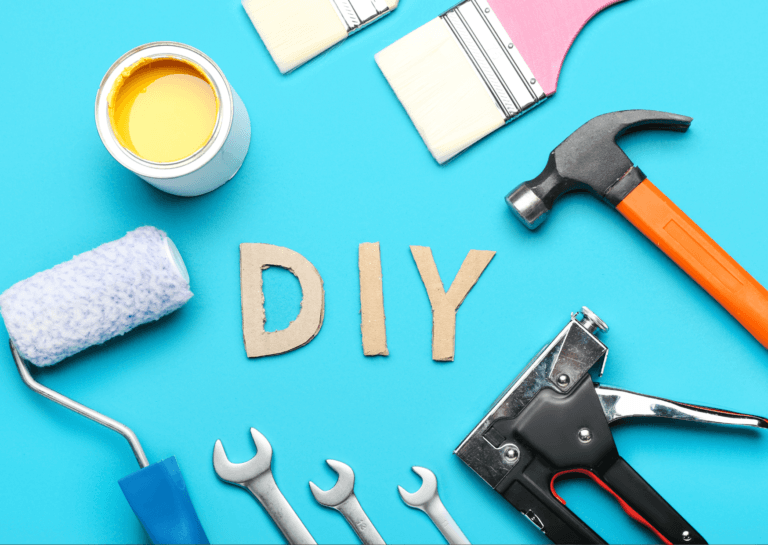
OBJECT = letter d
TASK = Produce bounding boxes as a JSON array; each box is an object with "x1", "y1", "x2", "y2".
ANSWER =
[{"x1": 240, "y1": 243, "x2": 324, "y2": 358}]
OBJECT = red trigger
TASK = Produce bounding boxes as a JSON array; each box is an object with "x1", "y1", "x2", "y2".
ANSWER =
[{"x1": 550, "y1": 469, "x2": 673, "y2": 545}]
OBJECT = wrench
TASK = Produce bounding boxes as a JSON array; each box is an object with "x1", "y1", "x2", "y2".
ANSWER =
[
  {"x1": 213, "y1": 427, "x2": 316, "y2": 545},
  {"x1": 398, "y1": 467, "x2": 470, "y2": 545},
  {"x1": 309, "y1": 460, "x2": 385, "y2": 545}
]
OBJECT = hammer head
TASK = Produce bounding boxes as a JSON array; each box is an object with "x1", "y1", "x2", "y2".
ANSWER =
[{"x1": 506, "y1": 110, "x2": 692, "y2": 229}]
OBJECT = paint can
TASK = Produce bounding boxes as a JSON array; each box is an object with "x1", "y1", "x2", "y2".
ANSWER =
[{"x1": 95, "y1": 42, "x2": 251, "y2": 197}]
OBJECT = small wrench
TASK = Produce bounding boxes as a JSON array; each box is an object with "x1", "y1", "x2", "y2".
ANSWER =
[
  {"x1": 213, "y1": 428, "x2": 316, "y2": 545},
  {"x1": 309, "y1": 460, "x2": 385, "y2": 545},
  {"x1": 398, "y1": 467, "x2": 470, "y2": 545}
]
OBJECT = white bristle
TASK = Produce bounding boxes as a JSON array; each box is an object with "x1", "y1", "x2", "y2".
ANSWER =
[
  {"x1": 0, "y1": 227, "x2": 193, "y2": 367},
  {"x1": 376, "y1": 18, "x2": 505, "y2": 164},
  {"x1": 242, "y1": 0, "x2": 348, "y2": 74}
]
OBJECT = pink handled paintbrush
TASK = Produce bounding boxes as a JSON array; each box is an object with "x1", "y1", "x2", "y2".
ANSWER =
[{"x1": 376, "y1": 0, "x2": 628, "y2": 164}]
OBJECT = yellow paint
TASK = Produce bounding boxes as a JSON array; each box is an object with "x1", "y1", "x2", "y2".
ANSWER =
[{"x1": 108, "y1": 57, "x2": 219, "y2": 163}]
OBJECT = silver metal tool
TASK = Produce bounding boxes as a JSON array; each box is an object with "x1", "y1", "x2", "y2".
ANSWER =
[
  {"x1": 398, "y1": 467, "x2": 470, "y2": 545},
  {"x1": 309, "y1": 460, "x2": 385, "y2": 545},
  {"x1": 213, "y1": 428, "x2": 316, "y2": 545},
  {"x1": 454, "y1": 306, "x2": 768, "y2": 544}
]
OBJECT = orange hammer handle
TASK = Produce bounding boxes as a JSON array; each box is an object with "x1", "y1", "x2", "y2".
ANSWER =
[{"x1": 616, "y1": 179, "x2": 768, "y2": 348}]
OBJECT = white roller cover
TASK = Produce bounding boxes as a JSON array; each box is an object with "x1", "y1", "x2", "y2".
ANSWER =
[{"x1": 0, "y1": 226, "x2": 193, "y2": 367}]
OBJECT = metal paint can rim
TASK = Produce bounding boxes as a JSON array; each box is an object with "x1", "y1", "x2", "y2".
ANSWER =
[{"x1": 95, "y1": 42, "x2": 243, "y2": 187}]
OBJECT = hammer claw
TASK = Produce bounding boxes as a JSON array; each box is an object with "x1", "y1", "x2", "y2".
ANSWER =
[{"x1": 507, "y1": 109, "x2": 768, "y2": 349}]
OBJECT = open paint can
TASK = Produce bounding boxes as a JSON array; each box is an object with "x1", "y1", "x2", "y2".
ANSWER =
[{"x1": 96, "y1": 42, "x2": 251, "y2": 197}]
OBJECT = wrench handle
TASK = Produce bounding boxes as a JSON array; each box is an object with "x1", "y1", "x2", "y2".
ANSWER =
[
  {"x1": 617, "y1": 179, "x2": 768, "y2": 348},
  {"x1": 337, "y1": 495, "x2": 385, "y2": 545},
  {"x1": 246, "y1": 473, "x2": 316, "y2": 544},
  {"x1": 424, "y1": 497, "x2": 470, "y2": 545}
]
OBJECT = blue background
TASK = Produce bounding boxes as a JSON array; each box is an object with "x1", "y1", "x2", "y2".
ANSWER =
[{"x1": 1, "y1": 0, "x2": 767, "y2": 543}]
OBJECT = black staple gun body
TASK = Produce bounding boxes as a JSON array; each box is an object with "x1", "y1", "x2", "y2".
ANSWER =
[{"x1": 455, "y1": 307, "x2": 767, "y2": 545}]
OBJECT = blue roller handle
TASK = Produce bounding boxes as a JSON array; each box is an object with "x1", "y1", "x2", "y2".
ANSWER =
[{"x1": 119, "y1": 456, "x2": 209, "y2": 544}]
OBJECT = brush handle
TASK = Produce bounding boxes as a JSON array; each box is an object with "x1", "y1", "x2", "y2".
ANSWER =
[
  {"x1": 119, "y1": 457, "x2": 209, "y2": 544},
  {"x1": 617, "y1": 179, "x2": 768, "y2": 348},
  {"x1": 487, "y1": 0, "x2": 629, "y2": 95}
]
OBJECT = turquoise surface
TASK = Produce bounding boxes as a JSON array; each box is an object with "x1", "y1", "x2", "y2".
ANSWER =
[{"x1": 1, "y1": 0, "x2": 767, "y2": 543}]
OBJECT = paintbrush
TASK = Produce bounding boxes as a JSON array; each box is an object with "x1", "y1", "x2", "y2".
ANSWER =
[
  {"x1": 376, "y1": 0, "x2": 628, "y2": 164},
  {"x1": 243, "y1": 0, "x2": 400, "y2": 74}
]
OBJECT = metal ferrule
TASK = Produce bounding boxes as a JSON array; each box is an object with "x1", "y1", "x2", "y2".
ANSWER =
[
  {"x1": 330, "y1": 0, "x2": 391, "y2": 35},
  {"x1": 440, "y1": 0, "x2": 546, "y2": 121}
]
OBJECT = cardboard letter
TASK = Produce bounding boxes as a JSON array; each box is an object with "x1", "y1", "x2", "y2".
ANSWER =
[
  {"x1": 241, "y1": 243, "x2": 324, "y2": 358},
  {"x1": 359, "y1": 242, "x2": 388, "y2": 356},
  {"x1": 410, "y1": 246, "x2": 495, "y2": 362}
]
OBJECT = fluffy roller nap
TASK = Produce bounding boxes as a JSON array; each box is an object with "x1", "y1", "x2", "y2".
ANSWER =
[{"x1": 0, "y1": 226, "x2": 193, "y2": 367}]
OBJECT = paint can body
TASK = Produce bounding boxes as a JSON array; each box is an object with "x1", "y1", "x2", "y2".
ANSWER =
[{"x1": 95, "y1": 42, "x2": 251, "y2": 197}]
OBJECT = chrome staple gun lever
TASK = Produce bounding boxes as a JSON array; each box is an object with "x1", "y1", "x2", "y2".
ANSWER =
[{"x1": 455, "y1": 307, "x2": 767, "y2": 545}]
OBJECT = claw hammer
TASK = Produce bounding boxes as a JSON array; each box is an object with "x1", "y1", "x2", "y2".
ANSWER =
[{"x1": 506, "y1": 110, "x2": 768, "y2": 348}]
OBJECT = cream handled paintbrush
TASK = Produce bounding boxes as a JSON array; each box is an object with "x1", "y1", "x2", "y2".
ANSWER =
[
  {"x1": 243, "y1": 0, "x2": 400, "y2": 74},
  {"x1": 376, "y1": 0, "x2": 629, "y2": 164}
]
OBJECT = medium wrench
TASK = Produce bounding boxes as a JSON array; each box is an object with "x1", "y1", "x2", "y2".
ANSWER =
[
  {"x1": 398, "y1": 467, "x2": 470, "y2": 545},
  {"x1": 213, "y1": 427, "x2": 316, "y2": 545},
  {"x1": 309, "y1": 460, "x2": 385, "y2": 545}
]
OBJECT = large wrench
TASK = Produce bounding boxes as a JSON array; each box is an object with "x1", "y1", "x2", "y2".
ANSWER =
[
  {"x1": 213, "y1": 428, "x2": 316, "y2": 545},
  {"x1": 309, "y1": 460, "x2": 385, "y2": 545},
  {"x1": 398, "y1": 467, "x2": 470, "y2": 545}
]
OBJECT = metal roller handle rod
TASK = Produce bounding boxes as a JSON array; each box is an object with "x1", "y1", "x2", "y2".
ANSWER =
[
  {"x1": 245, "y1": 471, "x2": 317, "y2": 545},
  {"x1": 336, "y1": 495, "x2": 385, "y2": 545},
  {"x1": 10, "y1": 341, "x2": 150, "y2": 468},
  {"x1": 425, "y1": 497, "x2": 470, "y2": 545}
]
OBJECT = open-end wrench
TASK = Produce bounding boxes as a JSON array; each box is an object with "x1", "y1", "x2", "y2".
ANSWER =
[
  {"x1": 309, "y1": 460, "x2": 385, "y2": 545},
  {"x1": 213, "y1": 427, "x2": 316, "y2": 545},
  {"x1": 398, "y1": 467, "x2": 470, "y2": 545}
]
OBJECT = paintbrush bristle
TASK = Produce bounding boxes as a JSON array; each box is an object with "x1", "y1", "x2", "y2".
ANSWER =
[
  {"x1": 376, "y1": 18, "x2": 505, "y2": 164},
  {"x1": 243, "y1": 0, "x2": 348, "y2": 74}
]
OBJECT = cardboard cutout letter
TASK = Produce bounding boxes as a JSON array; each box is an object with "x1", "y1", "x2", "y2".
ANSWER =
[
  {"x1": 410, "y1": 246, "x2": 495, "y2": 362},
  {"x1": 241, "y1": 243, "x2": 325, "y2": 358},
  {"x1": 359, "y1": 242, "x2": 389, "y2": 356}
]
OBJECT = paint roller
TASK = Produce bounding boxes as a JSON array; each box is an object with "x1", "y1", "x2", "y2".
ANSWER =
[{"x1": 1, "y1": 226, "x2": 208, "y2": 544}]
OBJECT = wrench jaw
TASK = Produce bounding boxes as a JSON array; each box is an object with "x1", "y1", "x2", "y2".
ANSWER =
[
  {"x1": 398, "y1": 466, "x2": 438, "y2": 509},
  {"x1": 212, "y1": 428, "x2": 273, "y2": 485},
  {"x1": 309, "y1": 460, "x2": 356, "y2": 508},
  {"x1": 310, "y1": 460, "x2": 385, "y2": 545},
  {"x1": 212, "y1": 428, "x2": 317, "y2": 545},
  {"x1": 398, "y1": 467, "x2": 470, "y2": 545}
]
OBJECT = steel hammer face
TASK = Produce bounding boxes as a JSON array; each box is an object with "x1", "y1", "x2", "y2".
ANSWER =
[{"x1": 506, "y1": 110, "x2": 768, "y2": 349}]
